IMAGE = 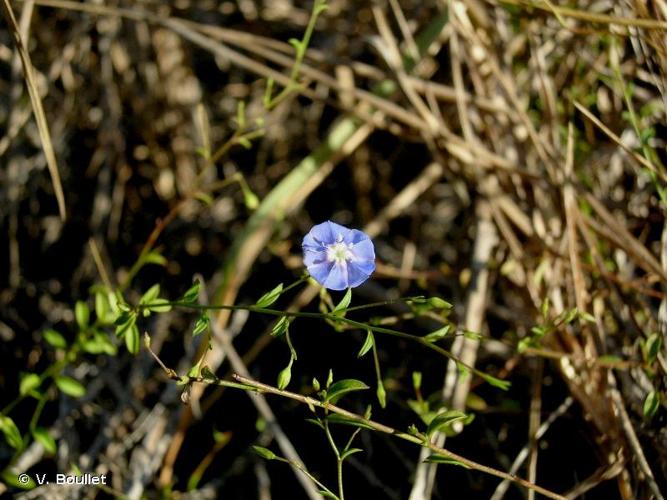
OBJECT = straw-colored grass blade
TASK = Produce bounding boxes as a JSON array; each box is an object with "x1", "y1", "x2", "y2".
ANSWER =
[{"x1": 1, "y1": 0, "x2": 67, "y2": 220}]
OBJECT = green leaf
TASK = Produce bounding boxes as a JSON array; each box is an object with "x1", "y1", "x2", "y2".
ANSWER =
[
  {"x1": 95, "y1": 291, "x2": 109, "y2": 324},
  {"x1": 325, "y1": 379, "x2": 369, "y2": 404},
  {"x1": 326, "y1": 369, "x2": 333, "y2": 389},
  {"x1": 144, "y1": 251, "x2": 167, "y2": 266},
  {"x1": 193, "y1": 314, "x2": 210, "y2": 337},
  {"x1": 43, "y1": 329, "x2": 67, "y2": 349},
  {"x1": 332, "y1": 288, "x2": 352, "y2": 316},
  {"x1": 407, "y1": 424, "x2": 421, "y2": 436},
  {"x1": 427, "y1": 297, "x2": 452, "y2": 310},
  {"x1": 55, "y1": 376, "x2": 86, "y2": 398},
  {"x1": 424, "y1": 454, "x2": 470, "y2": 468},
  {"x1": 376, "y1": 382, "x2": 386, "y2": 408},
  {"x1": 423, "y1": 325, "x2": 451, "y2": 343},
  {"x1": 146, "y1": 298, "x2": 172, "y2": 313},
  {"x1": 256, "y1": 283, "x2": 284, "y2": 308},
  {"x1": 241, "y1": 184, "x2": 260, "y2": 209},
  {"x1": 540, "y1": 297, "x2": 550, "y2": 319},
  {"x1": 125, "y1": 324, "x2": 140, "y2": 354},
  {"x1": 288, "y1": 38, "x2": 302, "y2": 51},
  {"x1": 479, "y1": 372, "x2": 511, "y2": 391},
  {"x1": 357, "y1": 330, "x2": 374, "y2": 358},
  {"x1": 645, "y1": 333, "x2": 662, "y2": 365},
  {"x1": 213, "y1": 430, "x2": 231, "y2": 445},
  {"x1": 341, "y1": 448, "x2": 363, "y2": 460},
  {"x1": 644, "y1": 390, "x2": 659, "y2": 419},
  {"x1": 181, "y1": 280, "x2": 201, "y2": 303},
  {"x1": 235, "y1": 100, "x2": 246, "y2": 128},
  {"x1": 32, "y1": 427, "x2": 56, "y2": 455},
  {"x1": 426, "y1": 410, "x2": 468, "y2": 437},
  {"x1": 312, "y1": 377, "x2": 321, "y2": 391},
  {"x1": 75, "y1": 301, "x2": 89, "y2": 330},
  {"x1": 201, "y1": 366, "x2": 218, "y2": 381},
  {"x1": 139, "y1": 284, "x2": 161, "y2": 305},
  {"x1": 531, "y1": 326, "x2": 546, "y2": 337},
  {"x1": 412, "y1": 371, "x2": 422, "y2": 391},
  {"x1": 580, "y1": 311, "x2": 596, "y2": 323},
  {"x1": 1, "y1": 469, "x2": 35, "y2": 489},
  {"x1": 326, "y1": 414, "x2": 374, "y2": 430},
  {"x1": 407, "y1": 399, "x2": 433, "y2": 423},
  {"x1": 0, "y1": 416, "x2": 23, "y2": 450},
  {"x1": 271, "y1": 316, "x2": 290, "y2": 338},
  {"x1": 277, "y1": 359, "x2": 293, "y2": 390},
  {"x1": 562, "y1": 308, "x2": 578, "y2": 325},
  {"x1": 252, "y1": 445, "x2": 276, "y2": 460},
  {"x1": 19, "y1": 373, "x2": 41, "y2": 396},
  {"x1": 82, "y1": 331, "x2": 117, "y2": 356},
  {"x1": 305, "y1": 418, "x2": 325, "y2": 429},
  {"x1": 114, "y1": 312, "x2": 137, "y2": 338}
]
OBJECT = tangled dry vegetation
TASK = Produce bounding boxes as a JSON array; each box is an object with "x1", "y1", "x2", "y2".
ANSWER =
[{"x1": 2, "y1": 0, "x2": 667, "y2": 498}]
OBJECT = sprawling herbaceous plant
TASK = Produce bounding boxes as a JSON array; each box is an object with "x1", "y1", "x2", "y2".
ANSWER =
[{"x1": 302, "y1": 221, "x2": 376, "y2": 290}]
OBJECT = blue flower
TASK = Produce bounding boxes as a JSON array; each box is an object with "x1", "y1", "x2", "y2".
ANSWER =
[{"x1": 302, "y1": 221, "x2": 376, "y2": 291}]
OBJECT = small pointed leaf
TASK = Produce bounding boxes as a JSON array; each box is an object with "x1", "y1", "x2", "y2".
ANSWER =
[
  {"x1": 332, "y1": 288, "x2": 352, "y2": 316},
  {"x1": 19, "y1": 373, "x2": 41, "y2": 396},
  {"x1": 43, "y1": 329, "x2": 67, "y2": 349},
  {"x1": 181, "y1": 280, "x2": 201, "y2": 303},
  {"x1": 256, "y1": 283, "x2": 284, "y2": 308},
  {"x1": 357, "y1": 330, "x2": 374, "y2": 358},
  {"x1": 55, "y1": 376, "x2": 86, "y2": 398},
  {"x1": 341, "y1": 448, "x2": 363, "y2": 460},
  {"x1": 425, "y1": 454, "x2": 470, "y2": 468},
  {"x1": 32, "y1": 427, "x2": 56, "y2": 455},
  {"x1": 252, "y1": 445, "x2": 276, "y2": 460},
  {"x1": 427, "y1": 410, "x2": 468, "y2": 437},
  {"x1": 423, "y1": 325, "x2": 451, "y2": 343},
  {"x1": 644, "y1": 390, "x2": 659, "y2": 419},
  {"x1": 193, "y1": 314, "x2": 210, "y2": 337},
  {"x1": 325, "y1": 379, "x2": 369, "y2": 404},
  {"x1": 75, "y1": 301, "x2": 89, "y2": 330},
  {"x1": 0, "y1": 416, "x2": 23, "y2": 450},
  {"x1": 271, "y1": 316, "x2": 290, "y2": 338},
  {"x1": 125, "y1": 324, "x2": 140, "y2": 354}
]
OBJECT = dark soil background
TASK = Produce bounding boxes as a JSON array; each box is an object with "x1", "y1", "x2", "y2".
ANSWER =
[{"x1": 2, "y1": 1, "x2": 667, "y2": 499}]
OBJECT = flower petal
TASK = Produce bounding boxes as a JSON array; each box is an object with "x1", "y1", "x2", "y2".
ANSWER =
[
  {"x1": 302, "y1": 231, "x2": 325, "y2": 253},
  {"x1": 303, "y1": 247, "x2": 328, "y2": 267},
  {"x1": 302, "y1": 221, "x2": 376, "y2": 290},
  {"x1": 307, "y1": 220, "x2": 348, "y2": 246},
  {"x1": 349, "y1": 238, "x2": 375, "y2": 263},
  {"x1": 307, "y1": 260, "x2": 335, "y2": 285},
  {"x1": 347, "y1": 261, "x2": 373, "y2": 288},
  {"x1": 342, "y1": 229, "x2": 368, "y2": 245},
  {"x1": 323, "y1": 262, "x2": 349, "y2": 291}
]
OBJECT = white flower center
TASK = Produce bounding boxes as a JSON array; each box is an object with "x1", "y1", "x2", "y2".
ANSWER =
[{"x1": 326, "y1": 237, "x2": 353, "y2": 264}]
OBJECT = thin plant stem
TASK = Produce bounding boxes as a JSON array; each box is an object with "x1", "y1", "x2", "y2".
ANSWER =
[
  {"x1": 228, "y1": 374, "x2": 566, "y2": 500},
  {"x1": 141, "y1": 300, "x2": 507, "y2": 389},
  {"x1": 323, "y1": 420, "x2": 344, "y2": 500}
]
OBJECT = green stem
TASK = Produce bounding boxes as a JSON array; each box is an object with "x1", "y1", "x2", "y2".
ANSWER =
[
  {"x1": 275, "y1": 456, "x2": 338, "y2": 499},
  {"x1": 232, "y1": 374, "x2": 566, "y2": 500},
  {"x1": 141, "y1": 300, "x2": 508, "y2": 389},
  {"x1": 266, "y1": 0, "x2": 327, "y2": 109},
  {"x1": 323, "y1": 420, "x2": 344, "y2": 500}
]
